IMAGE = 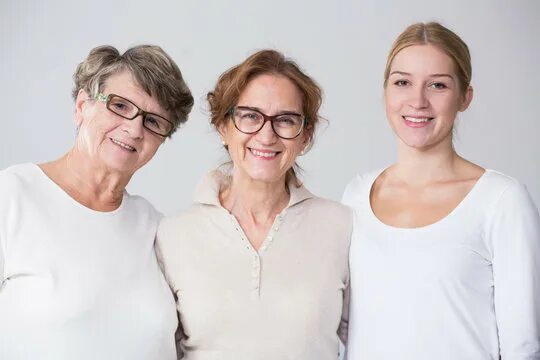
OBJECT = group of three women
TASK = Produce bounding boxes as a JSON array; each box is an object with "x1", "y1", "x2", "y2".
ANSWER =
[{"x1": 1, "y1": 21, "x2": 538, "y2": 360}]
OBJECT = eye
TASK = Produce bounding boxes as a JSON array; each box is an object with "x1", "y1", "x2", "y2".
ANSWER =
[
  {"x1": 393, "y1": 80, "x2": 409, "y2": 87},
  {"x1": 112, "y1": 103, "x2": 126, "y2": 110},
  {"x1": 108, "y1": 97, "x2": 134, "y2": 115},
  {"x1": 239, "y1": 110, "x2": 261, "y2": 121},
  {"x1": 144, "y1": 115, "x2": 161, "y2": 129},
  {"x1": 275, "y1": 115, "x2": 301, "y2": 127},
  {"x1": 429, "y1": 82, "x2": 447, "y2": 90}
]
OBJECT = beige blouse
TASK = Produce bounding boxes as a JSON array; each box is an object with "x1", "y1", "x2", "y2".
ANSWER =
[{"x1": 156, "y1": 170, "x2": 352, "y2": 360}]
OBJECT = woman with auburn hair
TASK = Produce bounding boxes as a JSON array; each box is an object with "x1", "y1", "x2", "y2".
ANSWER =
[
  {"x1": 157, "y1": 49, "x2": 351, "y2": 359},
  {"x1": 343, "y1": 22, "x2": 540, "y2": 359},
  {"x1": 0, "y1": 45, "x2": 193, "y2": 359}
]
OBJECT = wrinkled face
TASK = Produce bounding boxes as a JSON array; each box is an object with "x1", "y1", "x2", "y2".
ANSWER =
[
  {"x1": 74, "y1": 71, "x2": 167, "y2": 175},
  {"x1": 384, "y1": 44, "x2": 472, "y2": 150},
  {"x1": 220, "y1": 74, "x2": 307, "y2": 185}
]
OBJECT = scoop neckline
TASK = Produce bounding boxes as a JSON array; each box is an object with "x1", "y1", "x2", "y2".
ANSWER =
[
  {"x1": 31, "y1": 163, "x2": 128, "y2": 216},
  {"x1": 366, "y1": 167, "x2": 491, "y2": 232}
]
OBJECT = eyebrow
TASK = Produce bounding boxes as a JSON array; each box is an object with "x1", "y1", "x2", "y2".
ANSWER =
[
  {"x1": 389, "y1": 71, "x2": 455, "y2": 80},
  {"x1": 237, "y1": 105, "x2": 302, "y2": 116}
]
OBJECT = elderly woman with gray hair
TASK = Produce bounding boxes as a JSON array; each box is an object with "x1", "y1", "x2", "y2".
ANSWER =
[{"x1": 0, "y1": 45, "x2": 193, "y2": 360}]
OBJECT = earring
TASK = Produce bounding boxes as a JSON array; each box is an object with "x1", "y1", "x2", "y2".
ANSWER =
[{"x1": 221, "y1": 139, "x2": 227, "y2": 146}]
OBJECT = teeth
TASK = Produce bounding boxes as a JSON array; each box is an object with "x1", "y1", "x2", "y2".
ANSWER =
[
  {"x1": 111, "y1": 138, "x2": 135, "y2": 151},
  {"x1": 404, "y1": 116, "x2": 432, "y2": 123},
  {"x1": 251, "y1": 149, "x2": 277, "y2": 158}
]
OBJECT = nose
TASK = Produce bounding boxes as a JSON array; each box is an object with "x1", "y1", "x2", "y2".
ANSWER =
[
  {"x1": 409, "y1": 86, "x2": 429, "y2": 109},
  {"x1": 255, "y1": 120, "x2": 278, "y2": 144},
  {"x1": 122, "y1": 114, "x2": 145, "y2": 139}
]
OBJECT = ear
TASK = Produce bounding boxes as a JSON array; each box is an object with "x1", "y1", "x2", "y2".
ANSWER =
[
  {"x1": 299, "y1": 132, "x2": 312, "y2": 155},
  {"x1": 217, "y1": 121, "x2": 229, "y2": 146},
  {"x1": 459, "y1": 85, "x2": 473, "y2": 112},
  {"x1": 304, "y1": 131, "x2": 312, "y2": 145},
  {"x1": 74, "y1": 89, "x2": 89, "y2": 126}
]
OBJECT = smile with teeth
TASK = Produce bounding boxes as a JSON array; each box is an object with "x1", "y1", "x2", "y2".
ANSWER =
[
  {"x1": 110, "y1": 138, "x2": 136, "y2": 151},
  {"x1": 403, "y1": 116, "x2": 434, "y2": 123},
  {"x1": 250, "y1": 148, "x2": 279, "y2": 158}
]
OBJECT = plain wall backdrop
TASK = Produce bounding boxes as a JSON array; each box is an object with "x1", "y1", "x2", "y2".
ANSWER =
[{"x1": 1, "y1": 0, "x2": 539, "y2": 214}]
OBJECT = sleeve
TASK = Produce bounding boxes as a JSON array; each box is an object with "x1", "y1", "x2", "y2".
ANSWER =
[
  {"x1": 154, "y1": 219, "x2": 185, "y2": 360},
  {"x1": 0, "y1": 171, "x2": 12, "y2": 285},
  {"x1": 338, "y1": 280, "x2": 350, "y2": 346},
  {"x1": 341, "y1": 176, "x2": 359, "y2": 208},
  {"x1": 0, "y1": 233, "x2": 4, "y2": 284},
  {"x1": 488, "y1": 182, "x2": 540, "y2": 359},
  {"x1": 338, "y1": 204, "x2": 353, "y2": 348}
]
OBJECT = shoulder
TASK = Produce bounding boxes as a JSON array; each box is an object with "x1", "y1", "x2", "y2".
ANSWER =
[
  {"x1": 480, "y1": 170, "x2": 539, "y2": 224},
  {"x1": 301, "y1": 196, "x2": 353, "y2": 232},
  {"x1": 0, "y1": 163, "x2": 37, "y2": 186},
  {"x1": 160, "y1": 203, "x2": 208, "y2": 227},
  {"x1": 342, "y1": 168, "x2": 384, "y2": 207},
  {"x1": 480, "y1": 170, "x2": 533, "y2": 205},
  {"x1": 157, "y1": 204, "x2": 208, "y2": 242},
  {"x1": 307, "y1": 196, "x2": 352, "y2": 217},
  {"x1": 0, "y1": 163, "x2": 40, "y2": 199},
  {"x1": 480, "y1": 171, "x2": 540, "y2": 252},
  {"x1": 124, "y1": 193, "x2": 162, "y2": 219}
]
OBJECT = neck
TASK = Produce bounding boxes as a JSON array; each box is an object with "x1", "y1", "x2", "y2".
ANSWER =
[
  {"x1": 41, "y1": 147, "x2": 132, "y2": 211},
  {"x1": 220, "y1": 173, "x2": 290, "y2": 224},
  {"x1": 393, "y1": 137, "x2": 461, "y2": 185}
]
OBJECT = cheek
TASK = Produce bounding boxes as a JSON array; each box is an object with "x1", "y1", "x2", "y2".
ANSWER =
[
  {"x1": 77, "y1": 117, "x2": 108, "y2": 151},
  {"x1": 145, "y1": 138, "x2": 163, "y2": 156},
  {"x1": 283, "y1": 140, "x2": 304, "y2": 161},
  {"x1": 82, "y1": 111, "x2": 120, "y2": 137},
  {"x1": 433, "y1": 95, "x2": 461, "y2": 119},
  {"x1": 384, "y1": 90, "x2": 402, "y2": 116},
  {"x1": 226, "y1": 133, "x2": 249, "y2": 159}
]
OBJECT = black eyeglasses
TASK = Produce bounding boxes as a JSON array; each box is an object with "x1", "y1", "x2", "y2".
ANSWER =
[
  {"x1": 96, "y1": 93, "x2": 174, "y2": 137},
  {"x1": 230, "y1": 106, "x2": 305, "y2": 140}
]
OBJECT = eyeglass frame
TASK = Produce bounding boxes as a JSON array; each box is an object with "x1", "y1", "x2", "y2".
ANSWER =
[
  {"x1": 229, "y1": 106, "x2": 307, "y2": 140},
  {"x1": 95, "y1": 93, "x2": 174, "y2": 137}
]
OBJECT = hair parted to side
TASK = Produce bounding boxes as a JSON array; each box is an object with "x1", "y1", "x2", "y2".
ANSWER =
[
  {"x1": 207, "y1": 49, "x2": 323, "y2": 187},
  {"x1": 72, "y1": 45, "x2": 194, "y2": 136},
  {"x1": 384, "y1": 22, "x2": 472, "y2": 97}
]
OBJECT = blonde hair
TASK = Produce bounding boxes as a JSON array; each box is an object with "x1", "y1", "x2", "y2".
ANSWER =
[
  {"x1": 383, "y1": 22, "x2": 472, "y2": 96},
  {"x1": 72, "y1": 45, "x2": 193, "y2": 136}
]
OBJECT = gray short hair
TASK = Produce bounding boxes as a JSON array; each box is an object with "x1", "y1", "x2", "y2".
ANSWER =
[{"x1": 72, "y1": 45, "x2": 194, "y2": 136}]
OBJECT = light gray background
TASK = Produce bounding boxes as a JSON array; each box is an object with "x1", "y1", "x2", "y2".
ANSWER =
[{"x1": 1, "y1": 0, "x2": 539, "y2": 214}]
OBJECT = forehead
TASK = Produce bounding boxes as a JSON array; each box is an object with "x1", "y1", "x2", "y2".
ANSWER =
[
  {"x1": 238, "y1": 74, "x2": 303, "y2": 113},
  {"x1": 102, "y1": 71, "x2": 166, "y2": 115},
  {"x1": 390, "y1": 44, "x2": 456, "y2": 75}
]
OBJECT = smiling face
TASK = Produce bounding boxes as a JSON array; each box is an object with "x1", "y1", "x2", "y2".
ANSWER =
[
  {"x1": 219, "y1": 73, "x2": 307, "y2": 185},
  {"x1": 74, "y1": 70, "x2": 166, "y2": 176},
  {"x1": 384, "y1": 44, "x2": 473, "y2": 151}
]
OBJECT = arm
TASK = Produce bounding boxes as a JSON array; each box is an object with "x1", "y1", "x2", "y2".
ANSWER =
[
  {"x1": 0, "y1": 233, "x2": 4, "y2": 286},
  {"x1": 488, "y1": 183, "x2": 540, "y2": 359},
  {"x1": 338, "y1": 203, "x2": 354, "y2": 350},
  {"x1": 338, "y1": 280, "x2": 350, "y2": 346},
  {"x1": 155, "y1": 222, "x2": 185, "y2": 360},
  {"x1": 0, "y1": 171, "x2": 10, "y2": 288}
]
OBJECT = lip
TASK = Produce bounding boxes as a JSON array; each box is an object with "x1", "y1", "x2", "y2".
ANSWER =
[
  {"x1": 110, "y1": 138, "x2": 137, "y2": 152},
  {"x1": 248, "y1": 147, "x2": 281, "y2": 159},
  {"x1": 402, "y1": 115, "x2": 434, "y2": 128}
]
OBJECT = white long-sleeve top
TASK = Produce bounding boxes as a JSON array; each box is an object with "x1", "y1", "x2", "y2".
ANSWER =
[
  {"x1": 343, "y1": 168, "x2": 540, "y2": 360},
  {"x1": 0, "y1": 164, "x2": 178, "y2": 360}
]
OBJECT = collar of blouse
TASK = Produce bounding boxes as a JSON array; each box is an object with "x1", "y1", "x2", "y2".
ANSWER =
[{"x1": 193, "y1": 169, "x2": 313, "y2": 210}]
